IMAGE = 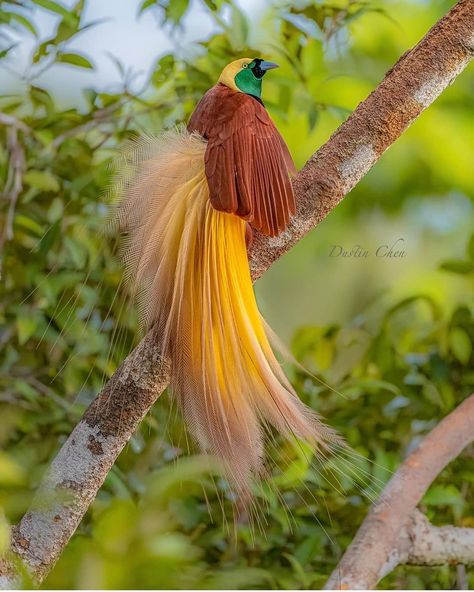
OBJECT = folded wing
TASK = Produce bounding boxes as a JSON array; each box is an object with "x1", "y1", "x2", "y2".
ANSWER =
[{"x1": 188, "y1": 84, "x2": 296, "y2": 237}]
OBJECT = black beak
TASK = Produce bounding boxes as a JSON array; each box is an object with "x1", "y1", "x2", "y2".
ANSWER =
[{"x1": 259, "y1": 61, "x2": 279, "y2": 71}]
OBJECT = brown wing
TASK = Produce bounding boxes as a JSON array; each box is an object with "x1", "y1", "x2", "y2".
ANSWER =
[{"x1": 187, "y1": 84, "x2": 296, "y2": 237}]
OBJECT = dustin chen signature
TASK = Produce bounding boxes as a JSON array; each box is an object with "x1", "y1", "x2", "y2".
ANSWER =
[{"x1": 329, "y1": 238, "x2": 407, "y2": 258}]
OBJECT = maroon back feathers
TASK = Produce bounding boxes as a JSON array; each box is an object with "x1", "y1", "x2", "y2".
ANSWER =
[{"x1": 187, "y1": 84, "x2": 296, "y2": 237}]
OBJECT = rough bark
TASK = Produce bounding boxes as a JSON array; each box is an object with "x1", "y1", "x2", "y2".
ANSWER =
[
  {"x1": 0, "y1": 329, "x2": 170, "y2": 585},
  {"x1": 325, "y1": 394, "x2": 474, "y2": 589},
  {"x1": 248, "y1": 0, "x2": 474, "y2": 279},
  {"x1": 379, "y1": 509, "x2": 474, "y2": 578},
  {"x1": 1, "y1": 0, "x2": 473, "y2": 587}
]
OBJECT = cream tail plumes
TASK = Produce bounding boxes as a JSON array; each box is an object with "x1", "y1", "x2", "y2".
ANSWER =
[{"x1": 108, "y1": 129, "x2": 339, "y2": 496}]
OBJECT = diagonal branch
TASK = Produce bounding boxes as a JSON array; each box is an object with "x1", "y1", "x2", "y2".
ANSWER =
[
  {"x1": 325, "y1": 394, "x2": 474, "y2": 589},
  {"x1": 1, "y1": 0, "x2": 473, "y2": 587}
]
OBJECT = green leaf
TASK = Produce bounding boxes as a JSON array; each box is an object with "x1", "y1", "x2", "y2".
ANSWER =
[
  {"x1": 24, "y1": 170, "x2": 60, "y2": 192},
  {"x1": 31, "y1": 0, "x2": 74, "y2": 22},
  {"x1": 384, "y1": 294, "x2": 442, "y2": 324},
  {"x1": 307, "y1": 105, "x2": 320, "y2": 131},
  {"x1": 294, "y1": 535, "x2": 323, "y2": 566},
  {"x1": 468, "y1": 234, "x2": 474, "y2": 261},
  {"x1": 440, "y1": 259, "x2": 474, "y2": 274},
  {"x1": 206, "y1": 568, "x2": 273, "y2": 590},
  {"x1": 54, "y1": 17, "x2": 80, "y2": 44},
  {"x1": 449, "y1": 327, "x2": 472, "y2": 365},
  {"x1": 30, "y1": 86, "x2": 55, "y2": 113},
  {"x1": 283, "y1": 553, "x2": 310, "y2": 588},
  {"x1": 350, "y1": 378, "x2": 401, "y2": 396},
  {"x1": 39, "y1": 220, "x2": 60, "y2": 257},
  {"x1": 162, "y1": 0, "x2": 189, "y2": 25},
  {"x1": 301, "y1": 39, "x2": 324, "y2": 80},
  {"x1": 9, "y1": 13, "x2": 38, "y2": 36},
  {"x1": 139, "y1": 0, "x2": 156, "y2": 14},
  {"x1": 202, "y1": 0, "x2": 224, "y2": 10},
  {"x1": 229, "y1": 4, "x2": 248, "y2": 49},
  {"x1": 0, "y1": 452, "x2": 26, "y2": 486},
  {"x1": 56, "y1": 52, "x2": 94, "y2": 69},
  {"x1": 71, "y1": 0, "x2": 85, "y2": 16},
  {"x1": 15, "y1": 214, "x2": 44, "y2": 236},
  {"x1": 65, "y1": 236, "x2": 87, "y2": 268},
  {"x1": 105, "y1": 52, "x2": 125, "y2": 77},
  {"x1": 82, "y1": 87, "x2": 98, "y2": 106},
  {"x1": 0, "y1": 512, "x2": 10, "y2": 556},
  {"x1": 47, "y1": 197, "x2": 64, "y2": 223},
  {"x1": 33, "y1": 39, "x2": 52, "y2": 63},
  {"x1": 17, "y1": 312, "x2": 37, "y2": 345},
  {"x1": 423, "y1": 484, "x2": 462, "y2": 507},
  {"x1": 0, "y1": 43, "x2": 17, "y2": 59}
]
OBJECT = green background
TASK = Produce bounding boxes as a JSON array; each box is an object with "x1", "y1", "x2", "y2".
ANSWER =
[{"x1": 0, "y1": 0, "x2": 473, "y2": 589}]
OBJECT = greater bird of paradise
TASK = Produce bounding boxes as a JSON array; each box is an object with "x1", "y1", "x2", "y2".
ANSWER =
[{"x1": 110, "y1": 58, "x2": 339, "y2": 499}]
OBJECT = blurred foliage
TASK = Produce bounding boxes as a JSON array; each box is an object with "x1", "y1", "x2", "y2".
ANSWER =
[{"x1": 0, "y1": 0, "x2": 473, "y2": 589}]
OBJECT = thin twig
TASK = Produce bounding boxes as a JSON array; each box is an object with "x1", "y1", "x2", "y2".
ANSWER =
[
  {"x1": 0, "y1": 113, "x2": 31, "y2": 134},
  {"x1": 50, "y1": 103, "x2": 125, "y2": 149},
  {"x1": 0, "y1": 121, "x2": 26, "y2": 278}
]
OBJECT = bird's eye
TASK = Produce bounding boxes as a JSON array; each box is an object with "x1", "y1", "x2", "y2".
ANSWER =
[{"x1": 242, "y1": 63, "x2": 248, "y2": 69}]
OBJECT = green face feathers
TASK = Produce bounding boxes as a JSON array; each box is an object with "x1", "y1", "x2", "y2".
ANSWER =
[
  {"x1": 234, "y1": 59, "x2": 279, "y2": 99},
  {"x1": 235, "y1": 60, "x2": 262, "y2": 98}
]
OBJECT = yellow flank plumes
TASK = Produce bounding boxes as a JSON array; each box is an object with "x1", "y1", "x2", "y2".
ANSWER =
[{"x1": 108, "y1": 129, "x2": 338, "y2": 496}]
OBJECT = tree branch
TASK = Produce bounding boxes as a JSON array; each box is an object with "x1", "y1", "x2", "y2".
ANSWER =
[
  {"x1": 381, "y1": 509, "x2": 474, "y2": 577},
  {"x1": 0, "y1": 113, "x2": 31, "y2": 135},
  {"x1": 325, "y1": 394, "x2": 474, "y2": 589},
  {"x1": 1, "y1": 0, "x2": 473, "y2": 587}
]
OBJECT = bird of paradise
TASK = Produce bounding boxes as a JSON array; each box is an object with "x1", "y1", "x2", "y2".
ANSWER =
[{"x1": 109, "y1": 58, "x2": 340, "y2": 500}]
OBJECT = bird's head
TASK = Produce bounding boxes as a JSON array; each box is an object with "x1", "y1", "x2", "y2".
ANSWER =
[{"x1": 218, "y1": 58, "x2": 278, "y2": 100}]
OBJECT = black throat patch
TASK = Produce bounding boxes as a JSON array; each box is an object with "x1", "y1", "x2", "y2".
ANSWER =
[{"x1": 251, "y1": 58, "x2": 265, "y2": 79}]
